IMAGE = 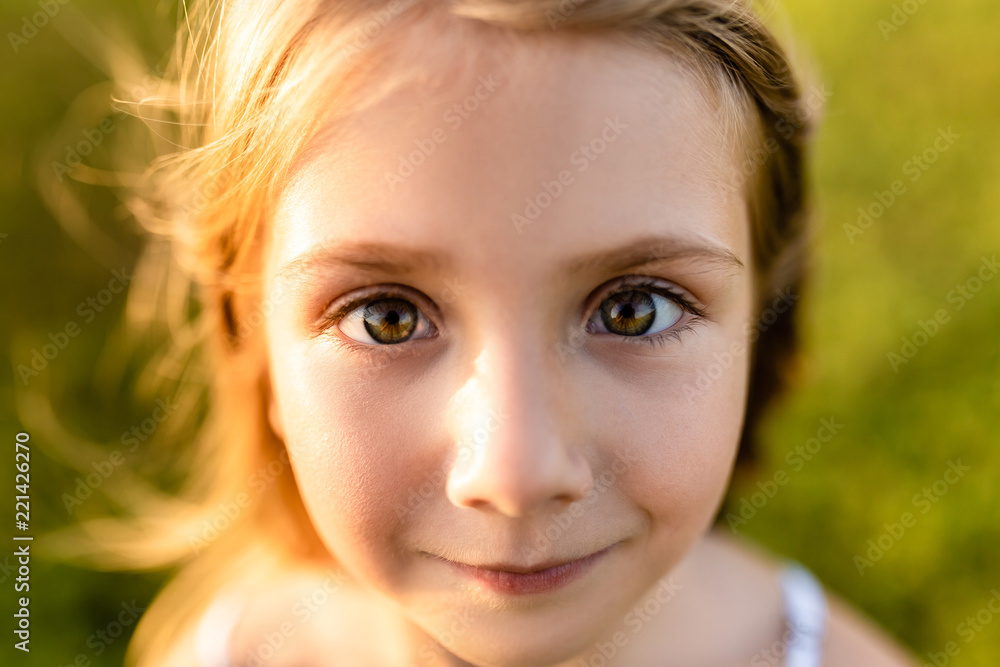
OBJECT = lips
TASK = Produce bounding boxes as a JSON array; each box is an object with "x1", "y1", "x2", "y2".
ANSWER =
[{"x1": 434, "y1": 543, "x2": 618, "y2": 595}]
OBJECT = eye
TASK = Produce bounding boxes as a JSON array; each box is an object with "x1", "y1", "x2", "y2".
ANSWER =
[
  {"x1": 586, "y1": 277, "x2": 703, "y2": 345},
  {"x1": 594, "y1": 289, "x2": 680, "y2": 336},
  {"x1": 333, "y1": 293, "x2": 436, "y2": 346}
]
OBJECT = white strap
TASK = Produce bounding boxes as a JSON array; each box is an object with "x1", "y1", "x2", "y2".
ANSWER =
[
  {"x1": 194, "y1": 592, "x2": 243, "y2": 667},
  {"x1": 779, "y1": 564, "x2": 828, "y2": 667}
]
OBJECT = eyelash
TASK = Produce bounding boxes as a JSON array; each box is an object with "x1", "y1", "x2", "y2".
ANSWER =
[
  {"x1": 319, "y1": 277, "x2": 705, "y2": 354},
  {"x1": 589, "y1": 276, "x2": 706, "y2": 350}
]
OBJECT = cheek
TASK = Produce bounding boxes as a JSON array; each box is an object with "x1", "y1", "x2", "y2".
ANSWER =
[
  {"x1": 583, "y1": 326, "x2": 750, "y2": 532},
  {"x1": 269, "y1": 341, "x2": 440, "y2": 579}
]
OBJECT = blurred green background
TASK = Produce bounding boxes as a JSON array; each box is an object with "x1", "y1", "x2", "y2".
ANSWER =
[{"x1": 1, "y1": 0, "x2": 998, "y2": 665}]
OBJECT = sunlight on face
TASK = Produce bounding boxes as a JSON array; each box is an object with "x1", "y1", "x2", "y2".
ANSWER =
[{"x1": 263, "y1": 21, "x2": 754, "y2": 667}]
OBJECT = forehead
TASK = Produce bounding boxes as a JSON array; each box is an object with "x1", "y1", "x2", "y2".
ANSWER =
[{"x1": 268, "y1": 22, "x2": 749, "y2": 281}]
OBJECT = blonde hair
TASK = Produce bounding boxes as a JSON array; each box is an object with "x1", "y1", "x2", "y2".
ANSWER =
[{"x1": 43, "y1": 1, "x2": 818, "y2": 664}]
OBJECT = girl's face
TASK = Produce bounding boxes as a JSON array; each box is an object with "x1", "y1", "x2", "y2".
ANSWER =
[{"x1": 263, "y1": 25, "x2": 754, "y2": 667}]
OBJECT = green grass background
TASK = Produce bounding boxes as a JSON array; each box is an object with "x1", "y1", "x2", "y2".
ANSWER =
[{"x1": 1, "y1": 0, "x2": 998, "y2": 665}]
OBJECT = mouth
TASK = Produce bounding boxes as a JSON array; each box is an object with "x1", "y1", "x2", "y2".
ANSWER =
[{"x1": 431, "y1": 543, "x2": 619, "y2": 595}]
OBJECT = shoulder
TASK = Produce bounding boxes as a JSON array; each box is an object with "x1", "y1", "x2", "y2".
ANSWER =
[
  {"x1": 705, "y1": 530, "x2": 919, "y2": 667},
  {"x1": 225, "y1": 565, "x2": 411, "y2": 666},
  {"x1": 154, "y1": 566, "x2": 357, "y2": 667}
]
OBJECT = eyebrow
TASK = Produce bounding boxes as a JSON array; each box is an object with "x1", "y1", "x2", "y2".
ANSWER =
[
  {"x1": 274, "y1": 234, "x2": 744, "y2": 283},
  {"x1": 563, "y1": 234, "x2": 744, "y2": 276},
  {"x1": 275, "y1": 243, "x2": 450, "y2": 282}
]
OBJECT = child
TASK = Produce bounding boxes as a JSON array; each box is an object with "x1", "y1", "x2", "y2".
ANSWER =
[{"x1": 94, "y1": 0, "x2": 920, "y2": 665}]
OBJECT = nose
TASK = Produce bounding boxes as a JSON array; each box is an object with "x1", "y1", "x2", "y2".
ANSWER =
[{"x1": 444, "y1": 332, "x2": 594, "y2": 518}]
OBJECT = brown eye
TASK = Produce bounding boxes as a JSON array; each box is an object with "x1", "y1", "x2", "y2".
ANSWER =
[
  {"x1": 592, "y1": 289, "x2": 683, "y2": 337},
  {"x1": 340, "y1": 298, "x2": 421, "y2": 345}
]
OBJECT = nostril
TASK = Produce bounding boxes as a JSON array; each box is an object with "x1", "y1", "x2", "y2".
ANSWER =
[{"x1": 445, "y1": 444, "x2": 594, "y2": 519}]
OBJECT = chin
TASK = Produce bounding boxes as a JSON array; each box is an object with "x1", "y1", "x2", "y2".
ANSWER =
[
  {"x1": 406, "y1": 583, "x2": 636, "y2": 667},
  {"x1": 429, "y1": 627, "x2": 596, "y2": 667}
]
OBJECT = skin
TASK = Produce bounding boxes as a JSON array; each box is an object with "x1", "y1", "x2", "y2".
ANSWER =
[
  {"x1": 262, "y1": 19, "x2": 753, "y2": 667},
  {"x1": 251, "y1": 14, "x2": 916, "y2": 667}
]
